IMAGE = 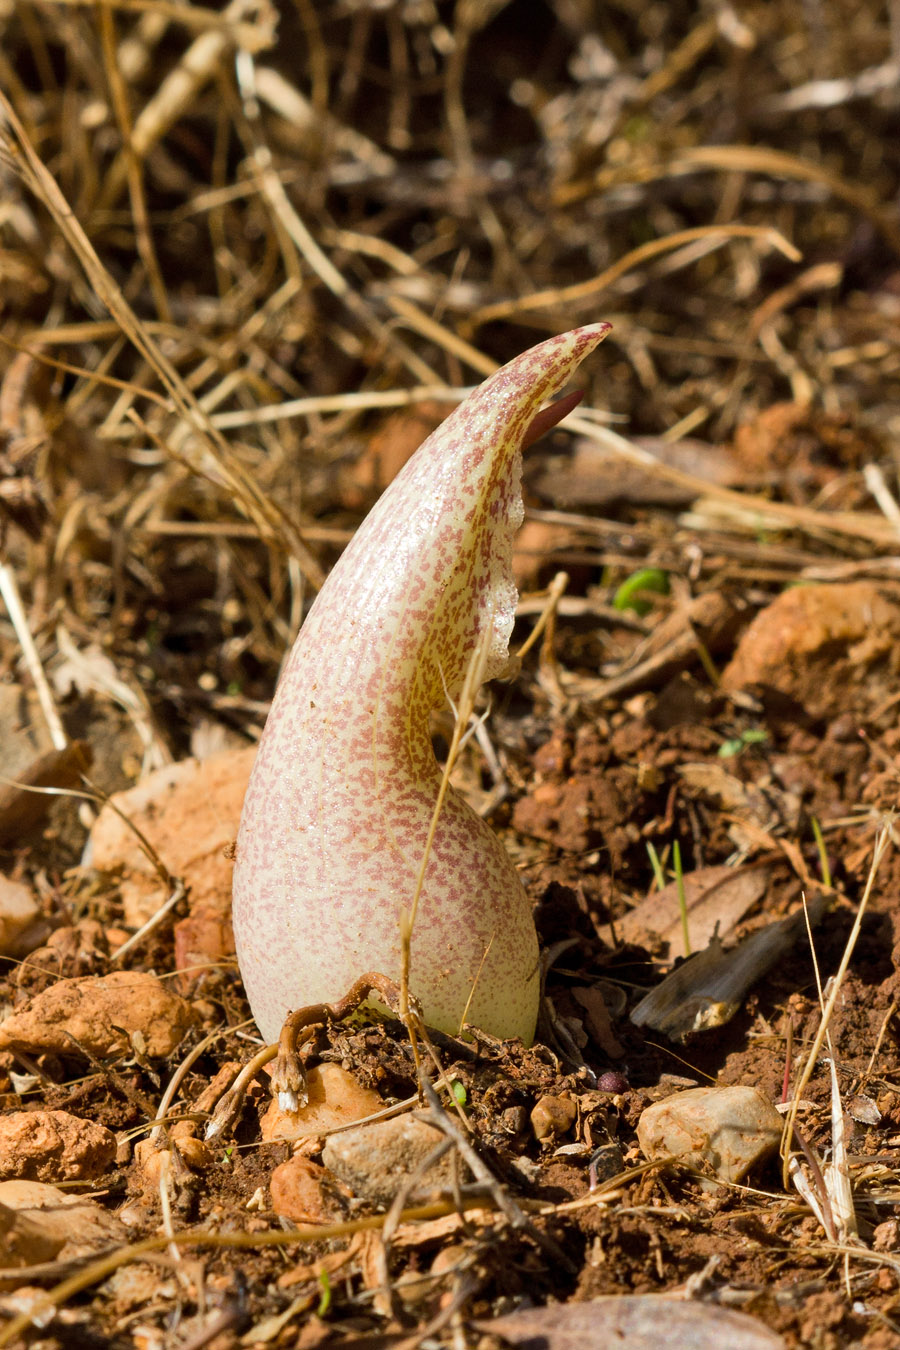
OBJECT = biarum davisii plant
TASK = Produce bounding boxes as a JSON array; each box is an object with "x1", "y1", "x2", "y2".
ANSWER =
[{"x1": 232, "y1": 324, "x2": 611, "y2": 1046}]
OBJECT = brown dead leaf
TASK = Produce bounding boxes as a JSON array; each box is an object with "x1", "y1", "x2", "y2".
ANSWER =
[
  {"x1": 533, "y1": 434, "x2": 744, "y2": 509},
  {"x1": 619, "y1": 863, "x2": 771, "y2": 959},
  {"x1": 0, "y1": 1179, "x2": 126, "y2": 1269},
  {"x1": 571, "y1": 986, "x2": 624, "y2": 1058},
  {"x1": 477, "y1": 1296, "x2": 786, "y2": 1348}
]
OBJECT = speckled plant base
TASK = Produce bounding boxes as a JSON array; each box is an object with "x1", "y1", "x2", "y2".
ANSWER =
[{"x1": 233, "y1": 325, "x2": 611, "y2": 1044}]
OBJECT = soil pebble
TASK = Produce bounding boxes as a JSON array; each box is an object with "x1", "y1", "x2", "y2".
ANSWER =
[
  {"x1": 0, "y1": 970, "x2": 195, "y2": 1059},
  {"x1": 172, "y1": 905, "x2": 235, "y2": 992},
  {"x1": 0, "y1": 1179, "x2": 127, "y2": 1264},
  {"x1": 322, "y1": 1114, "x2": 459, "y2": 1207},
  {"x1": 0, "y1": 1110, "x2": 116, "y2": 1182},
  {"x1": 530, "y1": 1094, "x2": 577, "y2": 1141},
  {"x1": 260, "y1": 1063, "x2": 384, "y2": 1141},
  {"x1": 637, "y1": 1085, "x2": 782, "y2": 1184},
  {"x1": 269, "y1": 1156, "x2": 351, "y2": 1224}
]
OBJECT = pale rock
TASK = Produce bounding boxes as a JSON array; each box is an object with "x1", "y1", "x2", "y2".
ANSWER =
[
  {"x1": 0, "y1": 1110, "x2": 116, "y2": 1182},
  {"x1": 0, "y1": 971, "x2": 195, "y2": 1059},
  {"x1": 0, "y1": 875, "x2": 46, "y2": 959},
  {"x1": 0, "y1": 1200, "x2": 62, "y2": 1266},
  {"x1": 322, "y1": 1114, "x2": 459, "y2": 1207},
  {"x1": 637, "y1": 1085, "x2": 782, "y2": 1184},
  {"x1": 0, "y1": 1179, "x2": 126, "y2": 1265},
  {"x1": 260, "y1": 1063, "x2": 383, "y2": 1141},
  {"x1": 269, "y1": 1156, "x2": 350, "y2": 1224},
  {"x1": 88, "y1": 746, "x2": 255, "y2": 926}
]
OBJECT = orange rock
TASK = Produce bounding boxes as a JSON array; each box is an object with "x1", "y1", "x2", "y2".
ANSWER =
[
  {"x1": 173, "y1": 906, "x2": 236, "y2": 992},
  {"x1": 269, "y1": 1156, "x2": 349, "y2": 1224},
  {"x1": 260, "y1": 1063, "x2": 383, "y2": 1142},
  {"x1": 530, "y1": 1094, "x2": 577, "y2": 1141},
  {"x1": 0, "y1": 970, "x2": 195, "y2": 1059},
  {"x1": 0, "y1": 1110, "x2": 116, "y2": 1182},
  {"x1": 89, "y1": 745, "x2": 255, "y2": 927},
  {"x1": 722, "y1": 582, "x2": 900, "y2": 720}
]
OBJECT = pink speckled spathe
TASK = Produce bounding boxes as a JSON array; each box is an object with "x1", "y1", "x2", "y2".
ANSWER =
[{"x1": 232, "y1": 325, "x2": 610, "y2": 1044}]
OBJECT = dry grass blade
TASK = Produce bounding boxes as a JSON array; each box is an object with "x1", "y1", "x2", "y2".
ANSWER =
[
  {"x1": 781, "y1": 823, "x2": 895, "y2": 1185},
  {"x1": 558, "y1": 143, "x2": 900, "y2": 255},
  {"x1": 471, "y1": 224, "x2": 800, "y2": 326},
  {"x1": 0, "y1": 89, "x2": 325, "y2": 587}
]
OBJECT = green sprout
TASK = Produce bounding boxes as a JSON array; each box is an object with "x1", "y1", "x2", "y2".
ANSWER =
[
  {"x1": 612, "y1": 567, "x2": 669, "y2": 616},
  {"x1": 718, "y1": 727, "x2": 767, "y2": 759},
  {"x1": 317, "y1": 1269, "x2": 332, "y2": 1318},
  {"x1": 646, "y1": 840, "x2": 666, "y2": 892}
]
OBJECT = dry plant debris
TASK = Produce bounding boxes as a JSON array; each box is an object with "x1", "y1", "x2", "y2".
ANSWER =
[{"x1": 1, "y1": 1, "x2": 900, "y2": 1347}]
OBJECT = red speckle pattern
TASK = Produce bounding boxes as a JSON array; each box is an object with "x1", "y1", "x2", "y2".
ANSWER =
[{"x1": 232, "y1": 325, "x2": 610, "y2": 1043}]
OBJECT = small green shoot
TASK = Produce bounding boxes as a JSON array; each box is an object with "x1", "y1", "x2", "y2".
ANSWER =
[
  {"x1": 718, "y1": 727, "x2": 768, "y2": 758},
  {"x1": 646, "y1": 841, "x2": 666, "y2": 891},
  {"x1": 811, "y1": 816, "x2": 832, "y2": 889},
  {"x1": 317, "y1": 1269, "x2": 332, "y2": 1318},
  {"x1": 612, "y1": 567, "x2": 669, "y2": 616},
  {"x1": 450, "y1": 1078, "x2": 467, "y2": 1106},
  {"x1": 673, "y1": 839, "x2": 690, "y2": 956}
]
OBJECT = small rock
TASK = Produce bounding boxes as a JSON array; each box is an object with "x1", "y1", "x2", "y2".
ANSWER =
[
  {"x1": 722, "y1": 581, "x2": 900, "y2": 720},
  {"x1": 0, "y1": 1179, "x2": 126, "y2": 1264},
  {"x1": 322, "y1": 1114, "x2": 458, "y2": 1207},
  {"x1": 173, "y1": 906, "x2": 235, "y2": 993},
  {"x1": 0, "y1": 971, "x2": 195, "y2": 1059},
  {"x1": 397, "y1": 1241, "x2": 468, "y2": 1306},
  {"x1": 0, "y1": 1110, "x2": 116, "y2": 1182},
  {"x1": 874, "y1": 1219, "x2": 900, "y2": 1252},
  {"x1": 637, "y1": 1085, "x2": 782, "y2": 1184},
  {"x1": 0, "y1": 876, "x2": 46, "y2": 958},
  {"x1": 0, "y1": 1199, "x2": 63, "y2": 1266},
  {"x1": 171, "y1": 1123, "x2": 212, "y2": 1171},
  {"x1": 89, "y1": 746, "x2": 255, "y2": 926},
  {"x1": 260, "y1": 1063, "x2": 384, "y2": 1141},
  {"x1": 269, "y1": 1156, "x2": 350, "y2": 1224},
  {"x1": 530, "y1": 1094, "x2": 578, "y2": 1141}
]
